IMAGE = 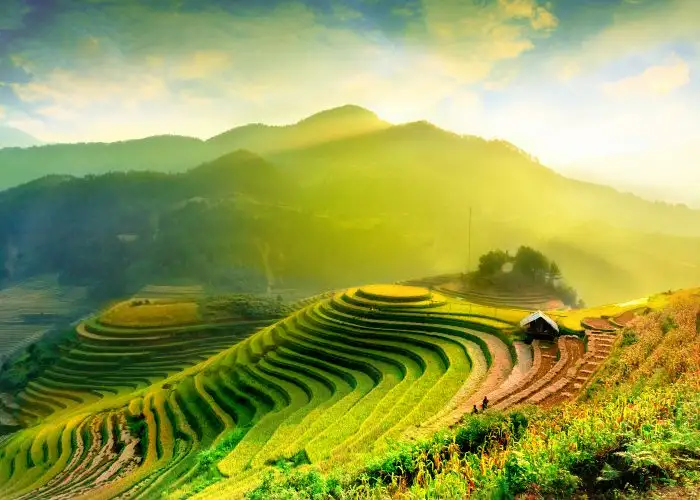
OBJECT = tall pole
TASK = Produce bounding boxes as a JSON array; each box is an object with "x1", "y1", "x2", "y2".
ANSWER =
[
  {"x1": 467, "y1": 206, "x2": 472, "y2": 275},
  {"x1": 467, "y1": 206, "x2": 473, "y2": 316}
]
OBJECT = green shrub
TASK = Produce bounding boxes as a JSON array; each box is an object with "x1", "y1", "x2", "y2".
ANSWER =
[
  {"x1": 621, "y1": 330, "x2": 638, "y2": 346},
  {"x1": 661, "y1": 315, "x2": 677, "y2": 334},
  {"x1": 126, "y1": 413, "x2": 148, "y2": 440},
  {"x1": 247, "y1": 469, "x2": 345, "y2": 500}
]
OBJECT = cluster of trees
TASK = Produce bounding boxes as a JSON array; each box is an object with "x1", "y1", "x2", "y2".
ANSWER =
[
  {"x1": 0, "y1": 335, "x2": 75, "y2": 392},
  {"x1": 477, "y1": 247, "x2": 562, "y2": 284},
  {"x1": 474, "y1": 246, "x2": 582, "y2": 307}
]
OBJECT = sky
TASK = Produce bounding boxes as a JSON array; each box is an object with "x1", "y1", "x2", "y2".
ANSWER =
[{"x1": 0, "y1": 0, "x2": 698, "y2": 205}]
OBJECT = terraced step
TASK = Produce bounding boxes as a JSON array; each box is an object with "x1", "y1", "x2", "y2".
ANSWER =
[
  {"x1": 521, "y1": 336, "x2": 586, "y2": 407},
  {"x1": 1, "y1": 283, "x2": 636, "y2": 499}
]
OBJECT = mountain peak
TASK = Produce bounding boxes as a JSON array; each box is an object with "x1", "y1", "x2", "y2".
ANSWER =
[{"x1": 297, "y1": 104, "x2": 381, "y2": 125}]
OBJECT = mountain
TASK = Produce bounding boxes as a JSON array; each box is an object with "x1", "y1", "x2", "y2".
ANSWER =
[
  {"x1": 1, "y1": 107, "x2": 700, "y2": 305},
  {"x1": 0, "y1": 126, "x2": 42, "y2": 149},
  {"x1": 0, "y1": 105, "x2": 390, "y2": 191},
  {"x1": 267, "y1": 121, "x2": 700, "y2": 303},
  {"x1": 206, "y1": 104, "x2": 390, "y2": 154},
  {"x1": 271, "y1": 121, "x2": 700, "y2": 238},
  {"x1": 0, "y1": 149, "x2": 425, "y2": 298}
]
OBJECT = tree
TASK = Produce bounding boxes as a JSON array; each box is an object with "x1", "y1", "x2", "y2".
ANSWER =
[
  {"x1": 477, "y1": 250, "x2": 511, "y2": 277},
  {"x1": 513, "y1": 246, "x2": 550, "y2": 283},
  {"x1": 548, "y1": 261, "x2": 562, "y2": 283}
]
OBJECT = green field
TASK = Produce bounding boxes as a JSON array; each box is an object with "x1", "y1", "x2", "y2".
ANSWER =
[{"x1": 0, "y1": 283, "x2": 687, "y2": 499}]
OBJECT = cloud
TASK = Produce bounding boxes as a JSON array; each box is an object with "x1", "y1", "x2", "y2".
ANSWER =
[
  {"x1": 13, "y1": 69, "x2": 168, "y2": 110},
  {"x1": 602, "y1": 55, "x2": 691, "y2": 98},
  {"x1": 561, "y1": 0, "x2": 699, "y2": 74},
  {"x1": 0, "y1": 0, "x2": 562, "y2": 136},
  {"x1": 0, "y1": 105, "x2": 5, "y2": 120},
  {"x1": 0, "y1": 0, "x2": 30, "y2": 30},
  {"x1": 0, "y1": 55, "x2": 33, "y2": 84},
  {"x1": 169, "y1": 50, "x2": 232, "y2": 80},
  {"x1": 407, "y1": 0, "x2": 558, "y2": 83},
  {"x1": 498, "y1": 0, "x2": 558, "y2": 30}
]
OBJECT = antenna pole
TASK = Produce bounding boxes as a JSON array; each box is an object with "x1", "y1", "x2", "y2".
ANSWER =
[{"x1": 467, "y1": 206, "x2": 472, "y2": 274}]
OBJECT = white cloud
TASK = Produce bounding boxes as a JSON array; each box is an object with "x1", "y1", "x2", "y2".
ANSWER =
[
  {"x1": 556, "y1": 0, "x2": 700, "y2": 75},
  {"x1": 602, "y1": 55, "x2": 691, "y2": 97},
  {"x1": 13, "y1": 69, "x2": 168, "y2": 110},
  {"x1": 498, "y1": 0, "x2": 558, "y2": 30},
  {"x1": 168, "y1": 50, "x2": 232, "y2": 80},
  {"x1": 408, "y1": 0, "x2": 558, "y2": 83}
]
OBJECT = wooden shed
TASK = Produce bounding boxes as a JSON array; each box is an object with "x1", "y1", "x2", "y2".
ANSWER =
[{"x1": 520, "y1": 310, "x2": 560, "y2": 337}]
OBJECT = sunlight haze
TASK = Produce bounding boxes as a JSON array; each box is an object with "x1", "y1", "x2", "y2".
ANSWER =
[{"x1": 0, "y1": 0, "x2": 698, "y2": 205}]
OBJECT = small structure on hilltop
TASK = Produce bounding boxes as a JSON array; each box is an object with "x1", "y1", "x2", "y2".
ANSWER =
[{"x1": 520, "y1": 310, "x2": 559, "y2": 338}]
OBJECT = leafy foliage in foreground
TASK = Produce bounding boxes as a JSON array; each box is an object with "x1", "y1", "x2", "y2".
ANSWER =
[{"x1": 247, "y1": 381, "x2": 700, "y2": 499}]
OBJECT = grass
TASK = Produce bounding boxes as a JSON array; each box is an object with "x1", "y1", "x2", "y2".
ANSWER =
[
  {"x1": 99, "y1": 300, "x2": 201, "y2": 328},
  {"x1": 2, "y1": 284, "x2": 696, "y2": 499},
  {"x1": 355, "y1": 285, "x2": 432, "y2": 302}
]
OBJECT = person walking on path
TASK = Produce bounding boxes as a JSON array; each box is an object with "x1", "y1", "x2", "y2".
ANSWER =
[{"x1": 481, "y1": 396, "x2": 489, "y2": 411}]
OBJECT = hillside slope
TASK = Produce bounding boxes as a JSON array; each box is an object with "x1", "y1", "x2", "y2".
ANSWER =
[
  {"x1": 0, "y1": 285, "x2": 695, "y2": 499},
  {"x1": 1, "y1": 107, "x2": 700, "y2": 304},
  {"x1": 270, "y1": 122, "x2": 700, "y2": 303},
  {"x1": 206, "y1": 104, "x2": 390, "y2": 155},
  {"x1": 0, "y1": 150, "x2": 426, "y2": 298},
  {"x1": 0, "y1": 106, "x2": 389, "y2": 190},
  {"x1": 249, "y1": 289, "x2": 700, "y2": 499}
]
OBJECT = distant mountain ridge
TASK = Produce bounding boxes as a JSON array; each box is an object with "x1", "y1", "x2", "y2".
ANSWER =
[
  {"x1": 0, "y1": 105, "x2": 390, "y2": 190},
  {"x1": 1, "y1": 104, "x2": 700, "y2": 305},
  {"x1": 0, "y1": 126, "x2": 43, "y2": 149}
]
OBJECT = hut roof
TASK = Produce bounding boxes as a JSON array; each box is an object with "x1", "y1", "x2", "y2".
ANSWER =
[{"x1": 519, "y1": 310, "x2": 560, "y2": 332}]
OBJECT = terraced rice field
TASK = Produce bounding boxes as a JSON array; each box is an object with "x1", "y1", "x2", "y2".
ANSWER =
[
  {"x1": 100, "y1": 300, "x2": 201, "y2": 328},
  {"x1": 0, "y1": 313, "x2": 273, "y2": 429},
  {"x1": 0, "y1": 276, "x2": 90, "y2": 359},
  {"x1": 0, "y1": 284, "x2": 638, "y2": 499},
  {"x1": 401, "y1": 275, "x2": 562, "y2": 309},
  {"x1": 437, "y1": 285, "x2": 561, "y2": 310}
]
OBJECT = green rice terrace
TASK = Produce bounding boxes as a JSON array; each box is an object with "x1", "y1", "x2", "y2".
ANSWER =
[{"x1": 0, "y1": 282, "x2": 692, "y2": 499}]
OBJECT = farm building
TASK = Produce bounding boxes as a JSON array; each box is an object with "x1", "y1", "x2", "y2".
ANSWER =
[{"x1": 520, "y1": 310, "x2": 559, "y2": 337}]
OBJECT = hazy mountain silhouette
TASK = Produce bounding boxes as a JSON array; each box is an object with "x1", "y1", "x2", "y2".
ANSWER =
[
  {"x1": 207, "y1": 104, "x2": 390, "y2": 154},
  {"x1": 0, "y1": 126, "x2": 43, "y2": 149},
  {"x1": 0, "y1": 105, "x2": 390, "y2": 190},
  {"x1": 1, "y1": 105, "x2": 700, "y2": 304}
]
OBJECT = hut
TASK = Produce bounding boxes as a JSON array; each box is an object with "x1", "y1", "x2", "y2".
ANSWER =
[{"x1": 520, "y1": 310, "x2": 559, "y2": 337}]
